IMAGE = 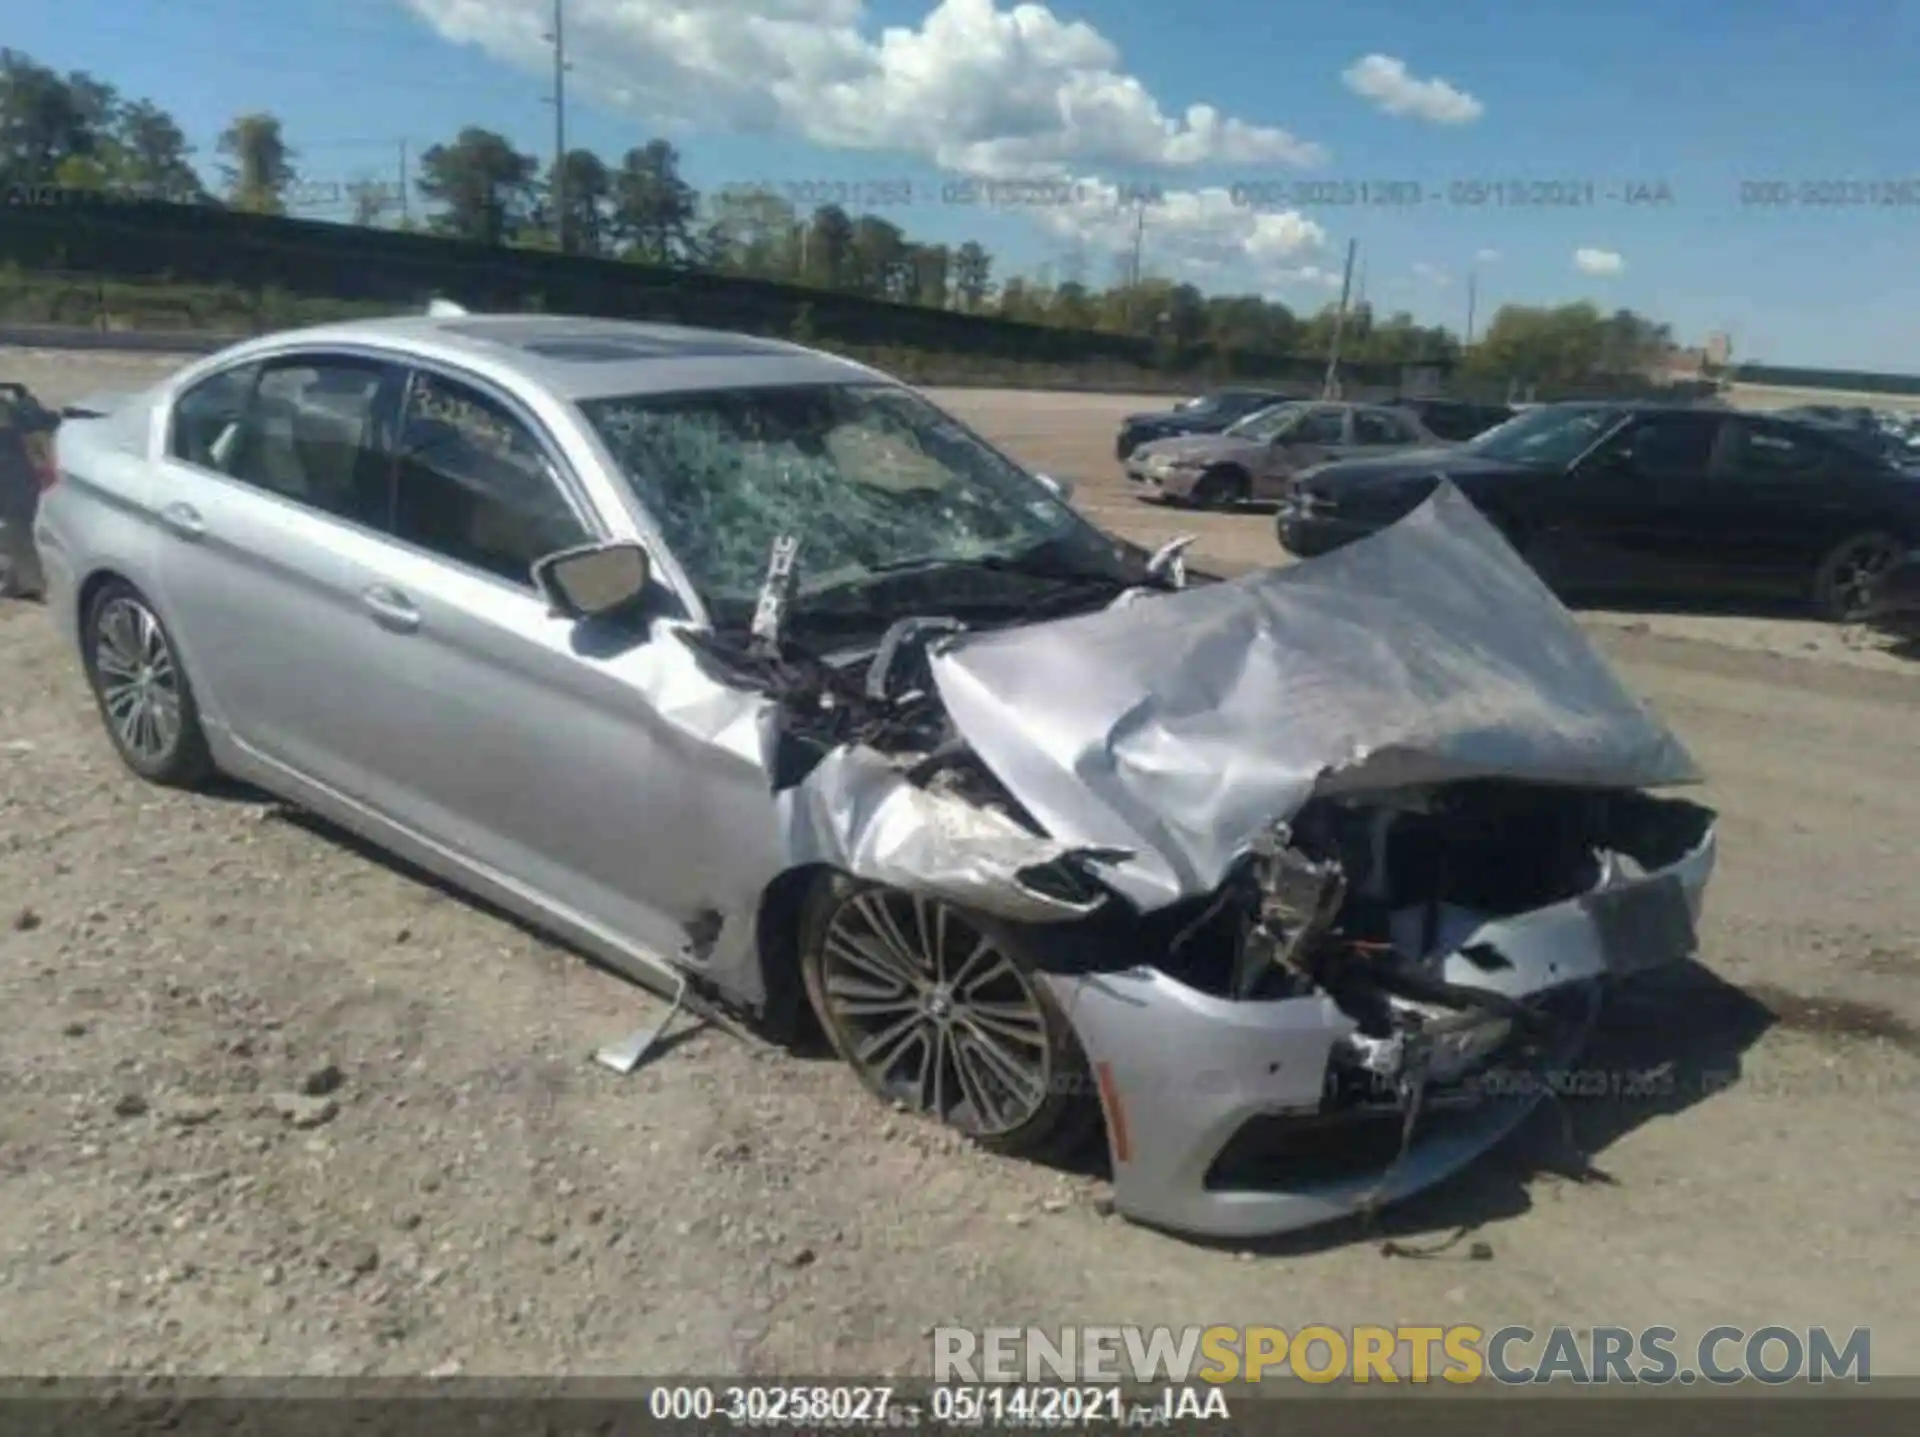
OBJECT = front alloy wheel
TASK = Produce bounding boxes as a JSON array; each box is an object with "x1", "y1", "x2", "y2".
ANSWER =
[{"x1": 801, "y1": 879, "x2": 1096, "y2": 1160}]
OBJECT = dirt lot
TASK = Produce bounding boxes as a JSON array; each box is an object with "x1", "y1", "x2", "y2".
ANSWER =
[{"x1": 2, "y1": 347, "x2": 1917, "y2": 1379}]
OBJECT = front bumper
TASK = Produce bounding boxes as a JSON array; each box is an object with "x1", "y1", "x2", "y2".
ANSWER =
[
  {"x1": 1044, "y1": 809, "x2": 1718, "y2": 1240},
  {"x1": 1125, "y1": 463, "x2": 1203, "y2": 501}
]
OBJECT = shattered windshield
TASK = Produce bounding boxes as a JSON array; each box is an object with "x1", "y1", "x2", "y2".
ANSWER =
[
  {"x1": 1467, "y1": 405, "x2": 1625, "y2": 468},
  {"x1": 580, "y1": 383, "x2": 1142, "y2": 626}
]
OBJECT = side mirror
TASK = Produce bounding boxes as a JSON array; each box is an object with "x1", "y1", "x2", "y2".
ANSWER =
[
  {"x1": 532, "y1": 540, "x2": 652, "y2": 620},
  {"x1": 1034, "y1": 472, "x2": 1075, "y2": 502}
]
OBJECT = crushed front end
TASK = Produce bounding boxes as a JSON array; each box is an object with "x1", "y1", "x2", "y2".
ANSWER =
[{"x1": 1044, "y1": 783, "x2": 1716, "y2": 1239}]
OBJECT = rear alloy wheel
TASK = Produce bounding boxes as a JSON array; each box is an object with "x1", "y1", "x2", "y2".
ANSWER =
[
  {"x1": 82, "y1": 580, "x2": 214, "y2": 787},
  {"x1": 1811, "y1": 531, "x2": 1905, "y2": 622},
  {"x1": 800, "y1": 878, "x2": 1096, "y2": 1161},
  {"x1": 1192, "y1": 466, "x2": 1250, "y2": 510}
]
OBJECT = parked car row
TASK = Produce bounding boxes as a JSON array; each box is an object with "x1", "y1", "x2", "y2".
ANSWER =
[
  {"x1": 1123, "y1": 400, "x2": 1448, "y2": 507},
  {"x1": 1270, "y1": 402, "x2": 1920, "y2": 622}
]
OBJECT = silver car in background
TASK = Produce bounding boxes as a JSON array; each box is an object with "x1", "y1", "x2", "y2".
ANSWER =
[
  {"x1": 37, "y1": 312, "x2": 1717, "y2": 1240},
  {"x1": 1125, "y1": 400, "x2": 1445, "y2": 509}
]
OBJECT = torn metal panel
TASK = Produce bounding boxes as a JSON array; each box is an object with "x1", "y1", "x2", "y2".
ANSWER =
[
  {"x1": 776, "y1": 745, "x2": 1110, "y2": 925},
  {"x1": 928, "y1": 484, "x2": 1700, "y2": 909}
]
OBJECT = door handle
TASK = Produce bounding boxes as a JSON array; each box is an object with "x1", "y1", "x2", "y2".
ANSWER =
[
  {"x1": 158, "y1": 501, "x2": 205, "y2": 540},
  {"x1": 361, "y1": 584, "x2": 420, "y2": 633}
]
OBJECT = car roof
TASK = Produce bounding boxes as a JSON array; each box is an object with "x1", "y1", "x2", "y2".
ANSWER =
[{"x1": 215, "y1": 312, "x2": 890, "y2": 401}]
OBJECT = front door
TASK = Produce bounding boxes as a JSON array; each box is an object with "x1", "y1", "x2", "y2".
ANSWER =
[
  {"x1": 320, "y1": 364, "x2": 699, "y2": 962},
  {"x1": 1541, "y1": 410, "x2": 1727, "y2": 596}
]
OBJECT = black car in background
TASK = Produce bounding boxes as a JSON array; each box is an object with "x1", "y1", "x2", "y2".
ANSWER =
[
  {"x1": 1115, "y1": 388, "x2": 1290, "y2": 459},
  {"x1": 1389, "y1": 397, "x2": 1515, "y2": 442},
  {"x1": 1273, "y1": 402, "x2": 1920, "y2": 622}
]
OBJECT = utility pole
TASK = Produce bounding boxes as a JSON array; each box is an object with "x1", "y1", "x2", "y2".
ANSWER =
[
  {"x1": 1129, "y1": 199, "x2": 1146, "y2": 287},
  {"x1": 397, "y1": 139, "x2": 409, "y2": 226},
  {"x1": 1465, "y1": 267, "x2": 1478, "y2": 348},
  {"x1": 544, "y1": 0, "x2": 570, "y2": 252},
  {"x1": 1322, "y1": 237, "x2": 1358, "y2": 399}
]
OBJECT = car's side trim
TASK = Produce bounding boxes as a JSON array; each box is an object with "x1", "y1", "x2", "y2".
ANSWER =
[{"x1": 208, "y1": 725, "x2": 692, "y2": 999}]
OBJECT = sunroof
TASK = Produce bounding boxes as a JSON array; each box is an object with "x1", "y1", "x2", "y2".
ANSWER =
[{"x1": 517, "y1": 336, "x2": 784, "y2": 362}]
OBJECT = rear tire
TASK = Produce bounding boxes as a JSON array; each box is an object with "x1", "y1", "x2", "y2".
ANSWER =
[
  {"x1": 799, "y1": 875, "x2": 1099, "y2": 1162},
  {"x1": 1811, "y1": 531, "x2": 1904, "y2": 622},
  {"x1": 1192, "y1": 466, "x2": 1250, "y2": 510},
  {"x1": 81, "y1": 579, "x2": 214, "y2": 788}
]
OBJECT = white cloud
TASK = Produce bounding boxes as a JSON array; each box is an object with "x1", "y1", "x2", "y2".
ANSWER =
[
  {"x1": 1475, "y1": 247, "x2": 1501, "y2": 263},
  {"x1": 404, "y1": 0, "x2": 1327, "y2": 176},
  {"x1": 1029, "y1": 178, "x2": 1328, "y2": 290},
  {"x1": 1573, "y1": 246, "x2": 1624, "y2": 275},
  {"x1": 1341, "y1": 54, "x2": 1483, "y2": 124},
  {"x1": 1411, "y1": 260, "x2": 1451, "y2": 287}
]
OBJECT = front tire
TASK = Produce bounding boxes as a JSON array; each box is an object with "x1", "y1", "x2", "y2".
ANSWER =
[
  {"x1": 81, "y1": 579, "x2": 214, "y2": 788},
  {"x1": 1811, "y1": 531, "x2": 1904, "y2": 622},
  {"x1": 799, "y1": 876, "x2": 1098, "y2": 1162}
]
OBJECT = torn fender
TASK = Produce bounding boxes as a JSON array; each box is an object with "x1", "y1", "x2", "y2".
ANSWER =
[
  {"x1": 928, "y1": 484, "x2": 1701, "y2": 910},
  {"x1": 777, "y1": 746, "x2": 1110, "y2": 924}
]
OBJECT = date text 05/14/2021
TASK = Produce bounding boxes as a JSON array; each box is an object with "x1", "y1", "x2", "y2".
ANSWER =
[{"x1": 1228, "y1": 179, "x2": 1675, "y2": 208}]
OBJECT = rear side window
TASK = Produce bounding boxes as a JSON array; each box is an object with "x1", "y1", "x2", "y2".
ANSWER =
[
  {"x1": 168, "y1": 363, "x2": 260, "y2": 471},
  {"x1": 1730, "y1": 422, "x2": 1832, "y2": 481},
  {"x1": 391, "y1": 371, "x2": 593, "y2": 586},
  {"x1": 216, "y1": 356, "x2": 397, "y2": 526},
  {"x1": 1354, "y1": 409, "x2": 1414, "y2": 444},
  {"x1": 1610, "y1": 414, "x2": 1720, "y2": 477}
]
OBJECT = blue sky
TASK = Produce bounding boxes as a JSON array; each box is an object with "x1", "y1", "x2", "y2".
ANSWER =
[{"x1": 12, "y1": 0, "x2": 1920, "y2": 369}]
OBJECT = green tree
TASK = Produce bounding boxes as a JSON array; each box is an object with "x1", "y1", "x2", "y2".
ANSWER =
[
  {"x1": 849, "y1": 214, "x2": 911, "y2": 298},
  {"x1": 703, "y1": 186, "x2": 804, "y2": 279},
  {"x1": 951, "y1": 241, "x2": 992, "y2": 311},
  {"x1": 544, "y1": 147, "x2": 611, "y2": 254},
  {"x1": 0, "y1": 50, "x2": 101, "y2": 184},
  {"x1": 610, "y1": 140, "x2": 699, "y2": 263},
  {"x1": 114, "y1": 99, "x2": 199, "y2": 200},
  {"x1": 415, "y1": 127, "x2": 538, "y2": 245},
  {"x1": 801, "y1": 204, "x2": 855, "y2": 288},
  {"x1": 217, "y1": 112, "x2": 295, "y2": 214}
]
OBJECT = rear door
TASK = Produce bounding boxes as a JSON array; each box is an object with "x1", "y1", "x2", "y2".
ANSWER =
[
  {"x1": 1705, "y1": 417, "x2": 1894, "y2": 593},
  {"x1": 152, "y1": 350, "x2": 407, "y2": 788}
]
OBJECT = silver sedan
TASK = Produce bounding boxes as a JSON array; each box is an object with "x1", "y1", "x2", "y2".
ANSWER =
[{"x1": 36, "y1": 311, "x2": 1717, "y2": 1240}]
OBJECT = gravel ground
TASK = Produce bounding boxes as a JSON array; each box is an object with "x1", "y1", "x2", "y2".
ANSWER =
[{"x1": 2, "y1": 346, "x2": 1917, "y2": 1378}]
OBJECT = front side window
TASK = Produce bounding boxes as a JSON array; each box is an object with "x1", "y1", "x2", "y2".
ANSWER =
[
  {"x1": 1604, "y1": 414, "x2": 1721, "y2": 477},
  {"x1": 1469, "y1": 405, "x2": 1625, "y2": 468},
  {"x1": 391, "y1": 372, "x2": 594, "y2": 586},
  {"x1": 1225, "y1": 402, "x2": 1308, "y2": 440},
  {"x1": 578, "y1": 383, "x2": 1142, "y2": 628}
]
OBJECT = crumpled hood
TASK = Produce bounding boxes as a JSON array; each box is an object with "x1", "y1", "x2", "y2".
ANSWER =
[
  {"x1": 928, "y1": 484, "x2": 1700, "y2": 911},
  {"x1": 1135, "y1": 433, "x2": 1267, "y2": 466}
]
